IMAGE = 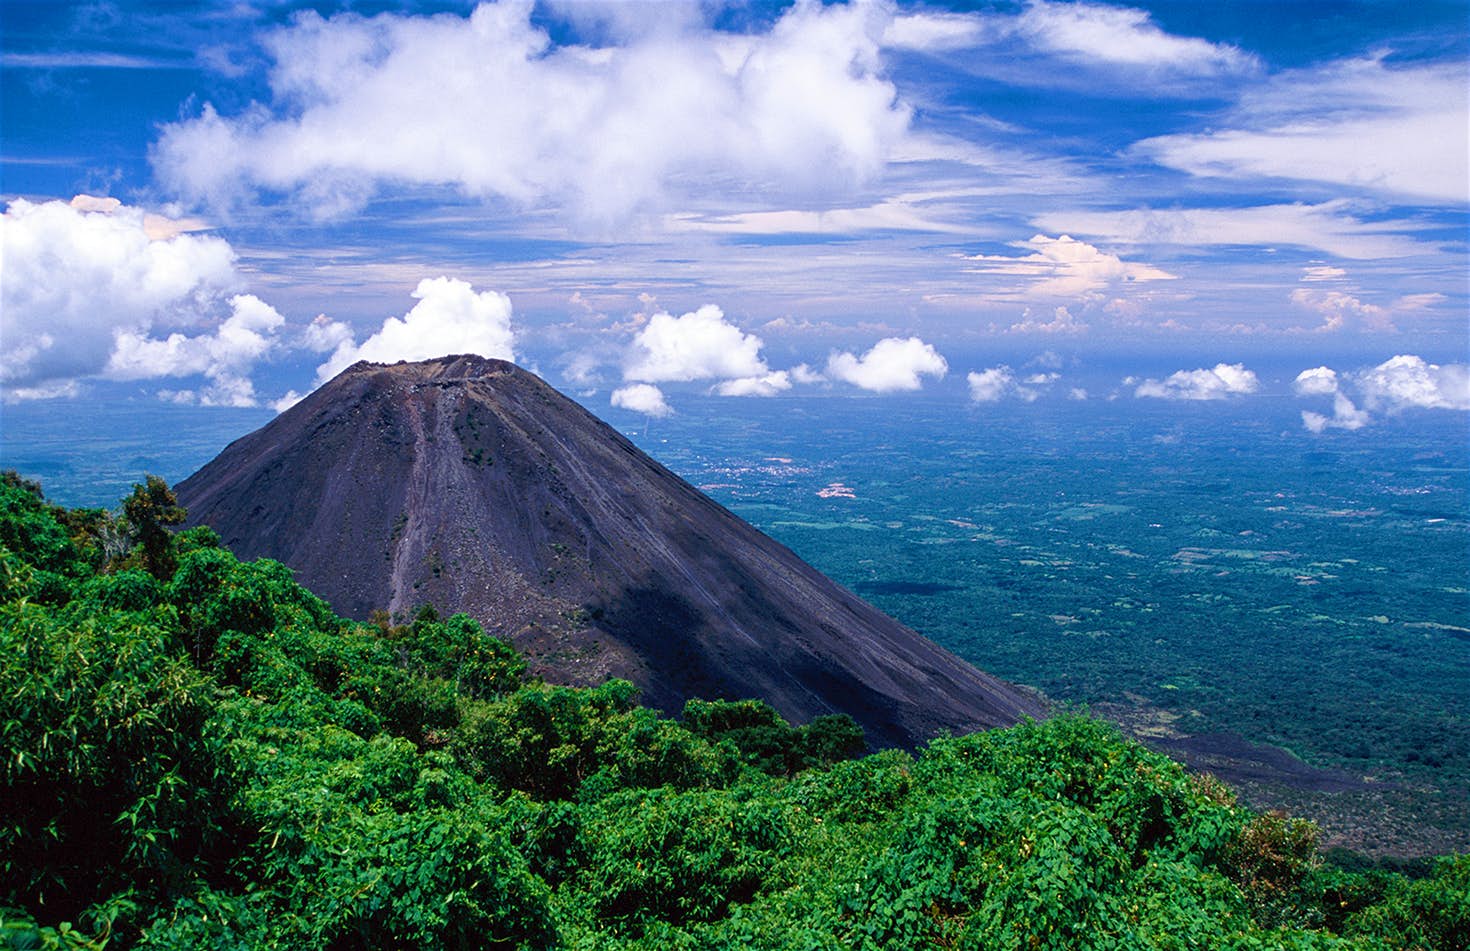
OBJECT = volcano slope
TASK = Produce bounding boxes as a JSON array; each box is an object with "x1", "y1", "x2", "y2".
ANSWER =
[{"x1": 177, "y1": 355, "x2": 1043, "y2": 747}]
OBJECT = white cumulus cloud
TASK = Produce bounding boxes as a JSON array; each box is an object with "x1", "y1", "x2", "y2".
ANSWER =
[
  {"x1": 1290, "y1": 289, "x2": 1386, "y2": 333},
  {"x1": 107, "y1": 294, "x2": 286, "y2": 406},
  {"x1": 967, "y1": 366, "x2": 1015, "y2": 402},
  {"x1": 826, "y1": 336, "x2": 948, "y2": 392},
  {"x1": 968, "y1": 365, "x2": 1057, "y2": 402},
  {"x1": 1357, "y1": 354, "x2": 1470, "y2": 413},
  {"x1": 300, "y1": 314, "x2": 355, "y2": 353},
  {"x1": 1293, "y1": 366, "x2": 1341, "y2": 397},
  {"x1": 789, "y1": 363, "x2": 825, "y2": 385},
  {"x1": 611, "y1": 382, "x2": 672, "y2": 417},
  {"x1": 154, "y1": 1, "x2": 913, "y2": 224},
  {"x1": 1294, "y1": 356, "x2": 1467, "y2": 433},
  {"x1": 316, "y1": 277, "x2": 515, "y2": 383},
  {"x1": 1302, "y1": 393, "x2": 1371, "y2": 433},
  {"x1": 1010, "y1": 305, "x2": 1088, "y2": 335},
  {"x1": 1293, "y1": 365, "x2": 1369, "y2": 432},
  {"x1": 623, "y1": 304, "x2": 769, "y2": 383},
  {"x1": 713, "y1": 371, "x2": 792, "y2": 397},
  {"x1": 964, "y1": 234, "x2": 1175, "y2": 299},
  {"x1": 1290, "y1": 284, "x2": 1444, "y2": 334},
  {"x1": 1, "y1": 196, "x2": 240, "y2": 395},
  {"x1": 1135, "y1": 363, "x2": 1259, "y2": 401}
]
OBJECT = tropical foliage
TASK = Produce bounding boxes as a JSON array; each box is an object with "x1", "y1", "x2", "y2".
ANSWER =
[{"x1": 1, "y1": 473, "x2": 1464, "y2": 949}]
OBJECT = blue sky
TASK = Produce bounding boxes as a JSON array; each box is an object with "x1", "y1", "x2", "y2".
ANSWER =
[{"x1": 2, "y1": 0, "x2": 1467, "y2": 426}]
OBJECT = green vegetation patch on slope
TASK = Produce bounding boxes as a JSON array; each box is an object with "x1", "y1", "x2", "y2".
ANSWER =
[{"x1": 0, "y1": 473, "x2": 1465, "y2": 950}]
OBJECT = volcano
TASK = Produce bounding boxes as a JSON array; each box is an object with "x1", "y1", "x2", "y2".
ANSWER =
[{"x1": 177, "y1": 355, "x2": 1043, "y2": 747}]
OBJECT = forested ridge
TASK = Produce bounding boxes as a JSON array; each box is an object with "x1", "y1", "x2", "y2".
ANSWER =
[{"x1": 1, "y1": 473, "x2": 1465, "y2": 949}]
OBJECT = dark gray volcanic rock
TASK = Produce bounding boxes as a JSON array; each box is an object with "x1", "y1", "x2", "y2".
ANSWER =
[{"x1": 178, "y1": 355, "x2": 1044, "y2": 747}]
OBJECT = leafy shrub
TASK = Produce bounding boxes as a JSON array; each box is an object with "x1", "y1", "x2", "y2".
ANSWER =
[
  {"x1": 392, "y1": 611, "x2": 526, "y2": 700},
  {"x1": 578, "y1": 788, "x2": 789, "y2": 934},
  {"x1": 1223, "y1": 811, "x2": 1324, "y2": 929},
  {"x1": 683, "y1": 699, "x2": 865, "y2": 776},
  {"x1": 1345, "y1": 853, "x2": 1470, "y2": 950},
  {"x1": 76, "y1": 568, "x2": 163, "y2": 612},
  {"x1": 0, "y1": 600, "x2": 220, "y2": 924},
  {"x1": 787, "y1": 747, "x2": 914, "y2": 822},
  {"x1": 0, "y1": 474, "x2": 76, "y2": 577},
  {"x1": 454, "y1": 679, "x2": 644, "y2": 799}
]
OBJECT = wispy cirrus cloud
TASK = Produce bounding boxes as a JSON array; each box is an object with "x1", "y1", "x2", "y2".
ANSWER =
[
  {"x1": 662, "y1": 192, "x2": 976, "y2": 236},
  {"x1": 1012, "y1": 0, "x2": 1257, "y2": 75},
  {"x1": 886, "y1": 0, "x2": 1258, "y2": 80},
  {"x1": 1, "y1": 51, "x2": 196, "y2": 69},
  {"x1": 1134, "y1": 57, "x2": 1468, "y2": 205},
  {"x1": 883, "y1": 11, "x2": 993, "y2": 52},
  {"x1": 1032, "y1": 201, "x2": 1437, "y2": 260}
]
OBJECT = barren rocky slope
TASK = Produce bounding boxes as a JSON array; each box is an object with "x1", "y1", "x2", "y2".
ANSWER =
[{"x1": 178, "y1": 355, "x2": 1044, "y2": 747}]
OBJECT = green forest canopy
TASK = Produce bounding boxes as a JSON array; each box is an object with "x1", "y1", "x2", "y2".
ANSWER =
[{"x1": 0, "y1": 472, "x2": 1465, "y2": 949}]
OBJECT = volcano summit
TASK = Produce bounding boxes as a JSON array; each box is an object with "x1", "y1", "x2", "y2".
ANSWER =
[{"x1": 178, "y1": 355, "x2": 1042, "y2": 747}]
